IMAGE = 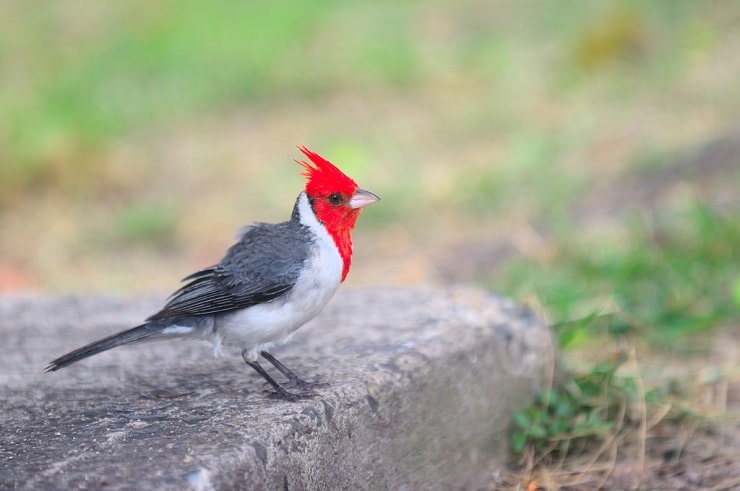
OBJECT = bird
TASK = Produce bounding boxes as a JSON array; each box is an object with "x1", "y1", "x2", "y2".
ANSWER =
[{"x1": 45, "y1": 147, "x2": 380, "y2": 400}]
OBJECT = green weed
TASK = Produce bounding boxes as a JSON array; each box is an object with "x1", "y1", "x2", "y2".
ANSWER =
[
  {"x1": 511, "y1": 353, "x2": 637, "y2": 456},
  {"x1": 498, "y1": 203, "x2": 739, "y2": 349},
  {"x1": 506, "y1": 201, "x2": 738, "y2": 460}
]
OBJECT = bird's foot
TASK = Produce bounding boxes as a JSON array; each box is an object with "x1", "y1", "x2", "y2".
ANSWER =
[{"x1": 263, "y1": 378, "x2": 328, "y2": 401}]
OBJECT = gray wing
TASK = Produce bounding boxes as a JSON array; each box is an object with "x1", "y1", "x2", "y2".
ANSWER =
[{"x1": 148, "y1": 221, "x2": 312, "y2": 320}]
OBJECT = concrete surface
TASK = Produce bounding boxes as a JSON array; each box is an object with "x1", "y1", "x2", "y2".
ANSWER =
[{"x1": 0, "y1": 286, "x2": 556, "y2": 490}]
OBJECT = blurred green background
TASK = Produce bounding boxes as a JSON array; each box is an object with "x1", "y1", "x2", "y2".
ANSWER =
[{"x1": 1, "y1": 0, "x2": 738, "y2": 347}]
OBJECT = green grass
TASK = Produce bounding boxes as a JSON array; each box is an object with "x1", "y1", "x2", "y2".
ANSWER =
[
  {"x1": 500, "y1": 201, "x2": 738, "y2": 462},
  {"x1": 512, "y1": 353, "x2": 636, "y2": 456},
  {"x1": 496, "y1": 203, "x2": 739, "y2": 349},
  {"x1": 1, "y1": 0, "x2": 420, "y2": 200},
  {"x1": 0, "y1": 0, "x2": 720, "y2": 203},
  {"x1": 112, "y1": 201, "x2": 180, "y2": 246}
]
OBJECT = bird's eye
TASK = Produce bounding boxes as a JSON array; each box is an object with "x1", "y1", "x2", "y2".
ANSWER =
[{"x1": 327, "y1": 193, "x2": 343, "y2": 205}]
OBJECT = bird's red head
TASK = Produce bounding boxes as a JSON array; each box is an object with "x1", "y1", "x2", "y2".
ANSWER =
[
  {"x1": 297, "y1": 146, "x2": 379, "y2": 281},
  {"x1": 299, "y1": 147, "x2": 359, "y2": 201}
]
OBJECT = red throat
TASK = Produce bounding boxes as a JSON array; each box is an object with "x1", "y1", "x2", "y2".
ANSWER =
[
  {"x1": 312, "y1": 204, "x2": 358, "y2": 281},
  {"x1": 296, "y1": 147, "x2": 362, "y2": 282}
]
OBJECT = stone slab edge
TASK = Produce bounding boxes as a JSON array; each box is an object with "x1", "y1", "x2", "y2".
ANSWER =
[{"x1": 0, "y1": 287, "x2": 556, "y2": 490}]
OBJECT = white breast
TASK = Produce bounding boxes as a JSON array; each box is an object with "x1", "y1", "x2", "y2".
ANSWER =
[{"x1": 214, "y1": 192, "x2": 343, "y2": 360}]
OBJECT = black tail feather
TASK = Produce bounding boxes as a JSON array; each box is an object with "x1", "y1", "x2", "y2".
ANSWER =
[{"x1": 45, "y1": 322, "x2": 162, "y2": 372}]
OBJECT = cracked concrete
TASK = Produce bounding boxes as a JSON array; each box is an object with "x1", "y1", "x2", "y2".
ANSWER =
[{"x1": 0, "y1": 286, "x2": 555, "y2": 490}]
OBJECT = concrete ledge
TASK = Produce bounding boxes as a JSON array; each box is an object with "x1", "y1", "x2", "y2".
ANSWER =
[{"x1": 0, "y1": 287, "x2": 555, "y2": 490}]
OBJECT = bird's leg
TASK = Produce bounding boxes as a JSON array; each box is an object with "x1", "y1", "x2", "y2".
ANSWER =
[
  {"x1": 241, "y1": 350, "x2": 307, "y2": 401},
  {"x1": 260, "y1": 351, "x2": 327, "y2": 390},
  {"x1": 259, "y1": 351, "x2": 304, "y2": 385}
]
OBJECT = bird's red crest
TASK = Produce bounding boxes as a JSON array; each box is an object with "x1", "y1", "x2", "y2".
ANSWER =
[
  {"x1": 297, "y1": 147, "x2": 358, "y2": 199},
  {"x1": 295, "y1": 146, "x2": 364, "y2": 282}
]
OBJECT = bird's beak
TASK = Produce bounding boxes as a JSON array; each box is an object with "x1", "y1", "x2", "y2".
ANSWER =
[{"x1": 349, "y1": 188, "x2": 380, "y2": 209}]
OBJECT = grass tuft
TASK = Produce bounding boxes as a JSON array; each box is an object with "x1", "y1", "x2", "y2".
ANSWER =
[{"x1": 498, "y1": 203, "x2": 739, "y2": 349}]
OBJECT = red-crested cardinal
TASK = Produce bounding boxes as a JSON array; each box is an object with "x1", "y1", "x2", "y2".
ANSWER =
[{"x1": 45, "y1": 147, "x2": 380, "y2": 400}]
